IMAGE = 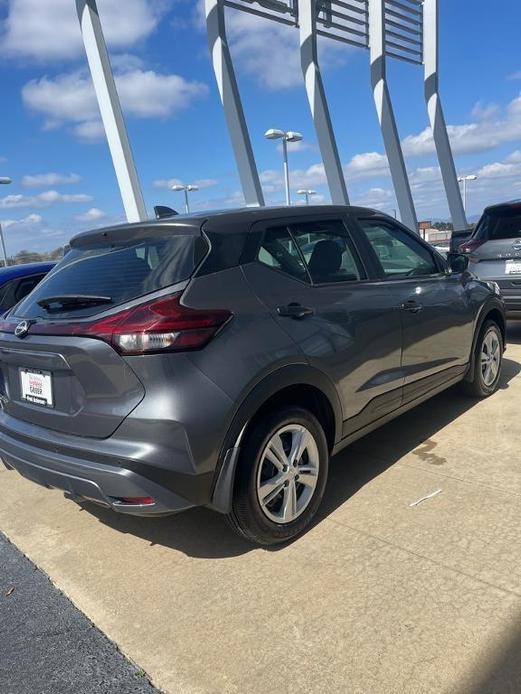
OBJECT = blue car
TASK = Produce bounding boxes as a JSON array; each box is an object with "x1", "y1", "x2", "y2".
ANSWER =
[{"x1": 0, "y1": 262, "x2": 55, "y2": 315}]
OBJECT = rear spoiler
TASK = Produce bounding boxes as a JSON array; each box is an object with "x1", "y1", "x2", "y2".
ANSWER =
[{"x1": 154, "y1": 206, "x2": 179, "y2": 220}]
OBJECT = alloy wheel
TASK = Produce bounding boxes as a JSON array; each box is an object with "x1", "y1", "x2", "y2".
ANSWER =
[
  {"x1": 481, "y1": 329, "x2": 501, "y2": 387},
  {"x1": 256, "y1": 424, "x2": 320, "y2": 524}
]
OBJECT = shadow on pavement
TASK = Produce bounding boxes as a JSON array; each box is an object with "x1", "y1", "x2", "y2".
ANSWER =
[{"x1": 83, "y1": 355, "x2": 520, "y2": 560}]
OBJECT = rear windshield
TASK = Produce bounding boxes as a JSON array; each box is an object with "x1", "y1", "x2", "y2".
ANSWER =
[
  {"x1": 14, "y1": 233, "x2": 207, "y2": 320},
  {"x1": 474, "y1": 207, "x2": 521, "y2": 241}
]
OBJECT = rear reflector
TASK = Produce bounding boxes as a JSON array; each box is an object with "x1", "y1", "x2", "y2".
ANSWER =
[
  {"x1": 0, "y1": 293, "x2": 232, "y2": 355},
  {"x1": 115, "y1": 496, "x2": 155, "y2": 506}
]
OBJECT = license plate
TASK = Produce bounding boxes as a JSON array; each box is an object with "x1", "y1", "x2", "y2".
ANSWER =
[
  {"x1": 505, "y1": 260, "x2": 521, "y2": 274},
  {"x1": 20, "y1": 369, "x2": 54, "y2": 408}
]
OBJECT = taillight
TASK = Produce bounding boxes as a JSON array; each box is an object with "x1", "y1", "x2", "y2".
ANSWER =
[
  {"x1": 458, "y1": 238, "x2": 484, "y2": 254},
  {"x1": 1, "y1": 293, "x2": 232, "y2": 355}
]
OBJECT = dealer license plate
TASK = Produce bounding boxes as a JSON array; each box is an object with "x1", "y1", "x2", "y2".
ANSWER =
[
  {"x1": 505, "y1": 260, "x2": 521, "y2": 274},
  {"x1": 20, "y1": 369, "x2": 54, "y2": 407}
]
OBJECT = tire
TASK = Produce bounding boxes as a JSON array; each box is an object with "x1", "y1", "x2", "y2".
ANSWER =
[
  {"x1": 227, "y1": 406, "x2": 329, "y2": 546},
  {"x1": 461, "y1": 320, "x2": 503, "y2": 398}
]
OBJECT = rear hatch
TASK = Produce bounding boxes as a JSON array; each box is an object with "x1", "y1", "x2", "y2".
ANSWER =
[
  {"x1": 0, "y1": 221, "x2": 208, "y2": 438},
  {"x1": 461, "y1": 203, "x2": 521, "y2": 287}
]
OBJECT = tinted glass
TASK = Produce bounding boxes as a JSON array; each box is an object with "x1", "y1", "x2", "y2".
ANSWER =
[
  {"x1": 289, "y1": 220, "x2": 364, "y2": 284},
  {"x1": 14, "y1": 274, "x2": 46, "y2": 303},
  {"x1": 258, "y1": 227, "x2": 309, "y2": 282},
  {"x1": 475, "y1": 207, "x2": 521, "y2": 241},
  {"x1": 360, "y1": 221, "x2": 438, "y2": 278},
  {"x1": 15, "y1": 234, "x2": 207, "y2": 319}
]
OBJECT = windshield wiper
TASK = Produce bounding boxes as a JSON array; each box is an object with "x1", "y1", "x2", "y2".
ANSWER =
[{"x1": 37, "y1": 295, "x2": 113, "y2": 311}]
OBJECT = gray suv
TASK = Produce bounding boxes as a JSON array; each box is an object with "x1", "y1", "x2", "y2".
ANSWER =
[
  {"x1": 0, "y1": 206, "x2": 506, "y2": 545},
  {"x1": 458, "y1": 200, "x2": 521, "y2": 317}
]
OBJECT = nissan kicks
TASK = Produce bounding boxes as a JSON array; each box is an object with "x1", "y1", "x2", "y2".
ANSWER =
[{"x1": 0, "y1": 206, "x2": 505, "y2": 545}]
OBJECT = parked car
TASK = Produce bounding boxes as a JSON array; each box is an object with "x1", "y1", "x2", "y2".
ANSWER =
[
  {"x1": 458, "y1": 200, "x2": 521, "y2": 318},
  {"x1": 0, "y1": 262, "x2": 55, "y2": 315},
  {"x1": 0, "y1": 207, "x2": 505, "y2": 545}
]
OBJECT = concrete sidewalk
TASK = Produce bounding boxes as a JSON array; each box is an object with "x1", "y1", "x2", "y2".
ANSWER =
[{"x1": 2, "y1": 327, "x2": 521, "y2": 693}]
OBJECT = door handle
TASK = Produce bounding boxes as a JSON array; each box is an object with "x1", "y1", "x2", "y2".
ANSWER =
[
  {"x1": 277, "y1": 303, "x2": 314, "y2": 319},
  {"x1": 401, "y1": 299, "x2": 423, "y2": 314}
]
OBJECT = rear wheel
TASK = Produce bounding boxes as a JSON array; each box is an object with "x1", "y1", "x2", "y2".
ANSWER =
[
  {"x1": 227, "y1": 406, "x2": 329, "y2": 546},
  {"x1": 462, "y1": 320, "x2": 503, "y2": 398}
]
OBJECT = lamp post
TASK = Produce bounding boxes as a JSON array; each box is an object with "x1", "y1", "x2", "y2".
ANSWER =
[
  {"x1": 264, "y1": 129, "x2": 303, "y2": 206},
  {"x1": 0, "y1": 177, "x2": 12, "y2": 267},
  {"x1": 457, "y1": 175, "x2": 478, "y2": 216},
  {"x1": 171, "y1": 184, "x2": 199, "y2": 214},
  {"x1": 297, "y1": 189, "x2": 317, "y2": 205}
]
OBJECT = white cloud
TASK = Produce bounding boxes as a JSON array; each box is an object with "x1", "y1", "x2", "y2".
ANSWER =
[
  {"x1": 1, "y1": 213, "x2": 43, "y2": 229},
  {"x1": 344, "y1": 152, "x2": 389, "y2": 179},
  {"x1": 23, "y1": 68, "x2": 208, "y2": 140},
  {"x1": 152, "y1": 178, "x2": 218, "y2": 190},
  {"x1": 507, "y1": 71, "x2": 521, "y2": 81},
  {"x1": 1, "y1": 0, "x2": 162, "y2": 61},
  {"x1": 402, "y1": 94, "x2": 521, "y2": 157},
  {"x1": 22, "y1": 172, "x2": 81, "y2": 187},
  {"x1": 75, "y1": 207, "x2": 106, "y2": 222},
  {"x1": 72, "y1": 120, "x2": 106, "y2": 142},
  {"x1": 0, "y1": 190, "x2": 93, "y2": 209}
]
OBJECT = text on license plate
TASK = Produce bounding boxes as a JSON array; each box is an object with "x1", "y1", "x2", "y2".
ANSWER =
[
  {"x1": 505, "y1": 260, "x2": 521, "y2": 274},
  {"x1": 20, "y1": 369, "x2": 54, "y2": 407}
]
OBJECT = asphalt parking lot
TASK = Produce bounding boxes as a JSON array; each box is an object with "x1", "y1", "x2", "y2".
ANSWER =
[{"x1": 2, "y1": 325, "x2": 521, "y2": 694}]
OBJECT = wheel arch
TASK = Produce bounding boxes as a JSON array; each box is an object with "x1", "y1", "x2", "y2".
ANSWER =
[
  {"x1": 467, "y1": 298, "x2": 506, "y2": 379},
  {"x1": 208, "y1": 364, "x2": 342, "y2": 514}
]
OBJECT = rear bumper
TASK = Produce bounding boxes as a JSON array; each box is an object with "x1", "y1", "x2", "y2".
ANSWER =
[{"x1": 0, "y1": 412, "x2": 214, "y2": 516}]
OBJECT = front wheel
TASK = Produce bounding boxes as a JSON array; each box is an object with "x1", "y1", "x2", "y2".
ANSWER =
[
  {"x1": 462, "y1": 320, "x2": 503, "y2": 398},
  {"x1": 227, "y1": 406, "x2": 329, "y2": 546}
]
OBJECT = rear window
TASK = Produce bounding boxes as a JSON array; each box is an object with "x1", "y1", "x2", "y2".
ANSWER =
[
  {"x1": 14, "y1": 233, "x2": 207, "y2": 320},
  {"x1": 475, "y1": 206, "x2": 521, "y2": 241}
]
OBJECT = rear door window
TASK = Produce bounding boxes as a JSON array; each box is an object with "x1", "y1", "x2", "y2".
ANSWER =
[
  {"x1": 257, "y1": 227, "x2": 310, "y2": 283},
  {"x1": 14, "y1": 232, "x2": 207, "y2": 320},
  {"x1": 288, "y1": 220, "x2": 365, "y2": 284}
]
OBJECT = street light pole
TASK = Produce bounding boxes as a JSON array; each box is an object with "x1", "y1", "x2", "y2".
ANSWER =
[
  {"x1": 264, "y1": 129, "x2": 303, "y2": 206},
  {"x1": 297, "y1": 189, "x2": 317, "y2": 205},
  {"x1": 0, "y1": 177, "x2": 12, "y2": 268},
  {"x1": 282, "y1": 137, "x2": 290, "y2": 206},
  {"x1": 458, "y1": 175, "x2": 478, "y2": 215},
  {"x1": 171, "y1": 184, "x2": 199, "y2": 214}
]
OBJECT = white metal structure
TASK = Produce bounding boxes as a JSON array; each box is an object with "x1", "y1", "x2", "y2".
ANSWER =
[
  {"x1": 172, "y1": 184, "x2": 199, "y2": 214},
  {"x1": 74, "y1": 0, "x2": 467, "y2": 231},
  {"x1": 424, "y1": 0, "x2": 467, "y2": 231},
  {"x1": 205, "y1": 0, "x2": 265, "y2": 206},
  {"x1": 369, "y1": 0, "x2": 417, "y2": 232},
  {"x1": 298, "y1": 189, "x2": 318, "y2": 204},
  {"x1": 0, "y1": 177, "x2": 12, "y2": 267},
  {"x1": 204, "y1": 0, "x2": 468, "y2": 232},
  {"x1": 76, "y1": 0, "x2": 147, "y2": 223},
  {"x1": 458, "y1": 175, "x2": 478, "y2": 215},
  {"x1": 265, "y1": 129, "x2": 303, "y2": 205},
  {"x1": 298, "y1": 0, "x2": 350, "y2": 205}
]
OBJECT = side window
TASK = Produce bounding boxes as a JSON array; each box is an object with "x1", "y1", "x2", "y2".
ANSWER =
[
  {"x1": 359, "y1": 220, "x2": 439, "y2": 278},
  {"x1": 258, "y1": 227, "x2": 309, "y2": 282},
  {"x1": 14, "y1": 274, "x2": 46, "y2": 303},
  {"x1": 0, "y1": 279, "x2": 17, "y2": 309},
  {"x1": 289, "y1": 220, "x2": 365, "y2": 284}
]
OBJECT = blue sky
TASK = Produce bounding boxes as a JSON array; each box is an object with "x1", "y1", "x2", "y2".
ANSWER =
[{"x1": 0, "y1": 0, "x2": 520, "y2": 255}]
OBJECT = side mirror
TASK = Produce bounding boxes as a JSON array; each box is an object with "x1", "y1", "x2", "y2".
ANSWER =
[{"x1": 447, "y1": 252, "x2": 469, "y2": 274}]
